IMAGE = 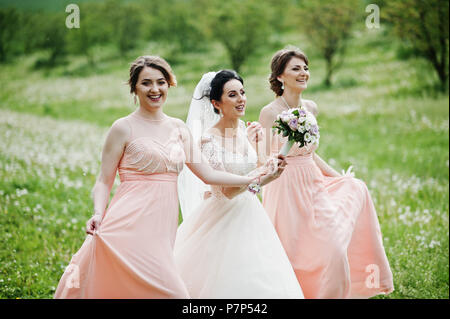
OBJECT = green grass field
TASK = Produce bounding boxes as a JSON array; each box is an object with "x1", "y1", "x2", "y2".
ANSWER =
[{"x1": 0, "y1": 27, "x2": 448, "y2": 299}]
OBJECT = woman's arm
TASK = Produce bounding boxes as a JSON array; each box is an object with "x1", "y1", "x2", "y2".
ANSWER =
[
  {"x1": 258, "y1": 106, "x2": 278, "y2": 163},
  {"x1": 86, "y1": 119, "x2": 129, "y2": 235},
  {"x1": 178, "y1": 120, "x2": 256, "y2": 187},
  {"x1": 220, "y1": 155, "x2": 287, "y2": 199},
  {"x1": 246, "y1": 121, "x2": 265, "y2": 167},
  {"x1": 304, "y1": 99, "x2": 319, "y2": 117},
  {"x1": 186, "y1": 161, "x2": 254, "y2": 186},
  {"x1": 304, "y1": 100, "x2": 341, "y2": 178},
  {"x1": 313, "y1": 153, "x2": 341, "y2": 178}
]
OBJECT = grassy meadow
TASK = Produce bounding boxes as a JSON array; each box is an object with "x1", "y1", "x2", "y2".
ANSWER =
[{"x1": 0, "y1": 25, "x2": 448, "y2": 299}]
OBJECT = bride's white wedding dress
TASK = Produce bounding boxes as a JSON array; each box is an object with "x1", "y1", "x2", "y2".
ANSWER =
[{"x1": 174, "y1": 123, "x2": 304, "y2": 299}]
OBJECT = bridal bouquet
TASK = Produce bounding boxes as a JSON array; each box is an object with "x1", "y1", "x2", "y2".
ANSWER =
[{"x1": 273, "y1": 108, "x2": 320, "y2": 156}]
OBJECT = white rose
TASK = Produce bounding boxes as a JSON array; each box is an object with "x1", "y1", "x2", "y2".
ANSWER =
[
  {"x1": 306, "y1": 113, "x2": 317, "y2": 126},
  {"x1": 305, "y1": 122, "x2": 311, "y2": 131},
  {"x1": 304, "y1": 132, "x2": 311, "y2": 142},
  {"x1": 298, "y1": 124, "x2": 306, "y2": 133}
]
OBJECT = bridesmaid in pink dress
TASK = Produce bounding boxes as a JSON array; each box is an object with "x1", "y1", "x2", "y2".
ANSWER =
[
  {"x1": 259, "y1": 48, "x2": 394, "y2": 299},
  {"x1": 54, "y1": 56, "x2": 260, "y2": 298}
]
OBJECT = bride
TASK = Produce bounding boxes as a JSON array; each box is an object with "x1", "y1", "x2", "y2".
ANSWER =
[{"x1": 175, "y1": 70, "x2": 304, "y2": 298}]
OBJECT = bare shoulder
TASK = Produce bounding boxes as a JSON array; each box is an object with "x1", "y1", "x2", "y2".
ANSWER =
[
  {"x1": 109, "y1": 116, "x2": 131, "y2": 140},
  {"x1": 259, "y1": 101, "x2": 279, "y2": 125},
  {"x1": 101, "y1": 116, "x2": 131, "y2": 152},
  {"x1": 260, "y1": 101, "x2": 279, "y2": 118},
  {"x1": 167, "y1": 116, "x2": 187, "y2": 129},
  {"x1": 166, "y1": 116, "x2": 192, "y2": 141},
  {"x1": 303, "y1": 99, "x2": 319, "y2": 116},
  {"x1": 164, "y1": 116, "x2": 191, "y2": 133}
]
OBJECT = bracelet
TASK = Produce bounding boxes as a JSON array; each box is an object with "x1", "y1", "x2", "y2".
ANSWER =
[
  {"x1": 248, "y1": 182, "x2": 261, "y2": 194},
  {"x1": 248, "y1": 175, "x2": 262, "y2": 194}
]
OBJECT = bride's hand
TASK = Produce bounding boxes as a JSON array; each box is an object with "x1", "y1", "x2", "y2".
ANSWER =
[
  {"x1": 203, "y1": 191, "x2": 212, "y2": 199},
  {"x1": 86, "y1": 214, "x2": 102, "y2": 235},
  {"x1": 246, "y1": 121, "x2": 264, "y2": 143},
  {"x1": 272, "y1": 154, "x2": 287, "y2": 178},
  {"x1": 263, "y1": 154, "x2": 287, "y2": 179}
]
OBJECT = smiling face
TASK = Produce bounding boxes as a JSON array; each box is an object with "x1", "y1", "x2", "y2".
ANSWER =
[
  {"x1": 212, "y1": 79, "x2": 246, "y2": 120},
  {"x1": 278, "y1": 57, "x2": 310, "y2": 93},
  {"x1": 134, "y1": 66, "x2": 169, "y2": 110}
]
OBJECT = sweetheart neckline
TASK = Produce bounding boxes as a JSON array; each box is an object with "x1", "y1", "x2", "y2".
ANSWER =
[{"x1": 126, "y1": 136, "x2": 176, "y2": 148}]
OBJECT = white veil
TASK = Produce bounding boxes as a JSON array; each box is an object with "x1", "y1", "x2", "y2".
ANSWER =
[{"x1": 178, "y1": 72, "x2": 220, "y2": 221}]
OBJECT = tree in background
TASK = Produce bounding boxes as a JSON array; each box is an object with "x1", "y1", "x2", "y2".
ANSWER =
[
  {"x1": 34, "y1": 12, "x2": 69, "y2": 67},
  {"x1": 385, "y1": 0, "x2": 449, "y2": 91},
  {"x1": 141, "y1": 0, "x2": 207, "y2": 62},
  {"x1": 1, "y1": 2, "x2": 144, "y2": 67},
  {"x1": 205, "y1": 0, "x2": 274, "y2": 73},
  {"x1": 65, "y1": 2, "x2": 113, "y2": 66},
  {"x1": 1, "y1": 8, "x2": 69, "y2": 67},
  {"x1": 293, "y1": 0, "x2": 361, "y2": 87},
  {"x1": 263, "y1": 0, "x2": 294, "y2": 34},
  {"x1": 21, "y1": 11, "x2": 45, "y2": 56},
  {"x1": 0, "y1": 8, "x2": 24, "y2": 62},
  {"x1": 103, "y1": 0, "x2": 143, "y2": 57}
]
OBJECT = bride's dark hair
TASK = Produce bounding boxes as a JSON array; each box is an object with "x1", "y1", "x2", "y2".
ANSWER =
[{"x1": 209, "y1": 70, "x2": 244, "y2": 114}]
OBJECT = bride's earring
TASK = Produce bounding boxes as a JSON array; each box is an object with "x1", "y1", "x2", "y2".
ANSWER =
[
  {"x1": 133, "y1": 94, "x2": 137, "y2": 105},
  {"x1": 214, "y1": 104, "x2": 223, "y2": 117},
  {"x1": 280, "y1": 80, "x2": 284, "y2": 91}
]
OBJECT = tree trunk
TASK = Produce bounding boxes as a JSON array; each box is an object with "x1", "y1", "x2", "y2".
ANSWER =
[
  {"x1": 437, "y1": 66, "x2": 448, "y2": 92},
  {"x1": 324, "y1": 55, "x2": 333, "y2": 87},
  {"x1": 86, "y1": 51, "x2": 95, "y2": 67},
  {"x1": 230, "y1": 49, "x2": 244, "y2": 73},
  {"x1": 0, "y1": 43, "x2": 5, "y2": 62},
  {"x1": 438, "y1": 7, "x2": 449, "y2": 91},
  {"x1": 418, "y1": 5, "x2": 448, "y2": 92}
]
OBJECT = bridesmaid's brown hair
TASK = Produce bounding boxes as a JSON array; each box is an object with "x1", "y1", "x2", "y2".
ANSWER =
[
  {"x1": 269, "y1": 48, "x2": 308, "y2": 96},
  {"x1": 128, "y1": 56, "x2": 177, "y2": 94}
]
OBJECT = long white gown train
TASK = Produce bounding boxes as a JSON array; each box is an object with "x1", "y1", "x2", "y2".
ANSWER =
[{"x1": 174, "y1": 126, "x2": 304, "y2": 299}]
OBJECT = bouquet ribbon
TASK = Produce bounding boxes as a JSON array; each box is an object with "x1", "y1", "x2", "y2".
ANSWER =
[{"x1": 280, "y1": 139, "x2": 295, "y2": 156}]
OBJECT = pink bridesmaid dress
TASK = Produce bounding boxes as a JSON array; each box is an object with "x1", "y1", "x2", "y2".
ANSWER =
[
  {"x1": 262, "y1": 110, "x2": 394, "y2": 299},
  {"x1": 54, "y1": 113, "x2": 189, "y2": 298}
]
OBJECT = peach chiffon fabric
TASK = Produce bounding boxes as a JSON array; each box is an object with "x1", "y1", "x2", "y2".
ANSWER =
[
  {"x1": 262, "y1": 112, "x2": 394, "y2": 299},
  {"x1": 54, "y1": 114, "x2": 189, "y2": 298}
]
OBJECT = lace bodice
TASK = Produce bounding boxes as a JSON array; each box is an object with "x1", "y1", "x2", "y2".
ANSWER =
[
  {"x1": 118, "y1": 114, "x2": 186, "y2": 181},
  {"x1": 201, "y1": 124, "x2": 258, "y2": 199}
]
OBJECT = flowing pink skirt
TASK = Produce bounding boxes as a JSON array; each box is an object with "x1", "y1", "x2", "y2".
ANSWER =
[
  {"x1": 262, "y1": 154, "x2": 394, "y2": 298},
  {"x1": 54, "y1": 173, "x2": 189, "y2": 299}
]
